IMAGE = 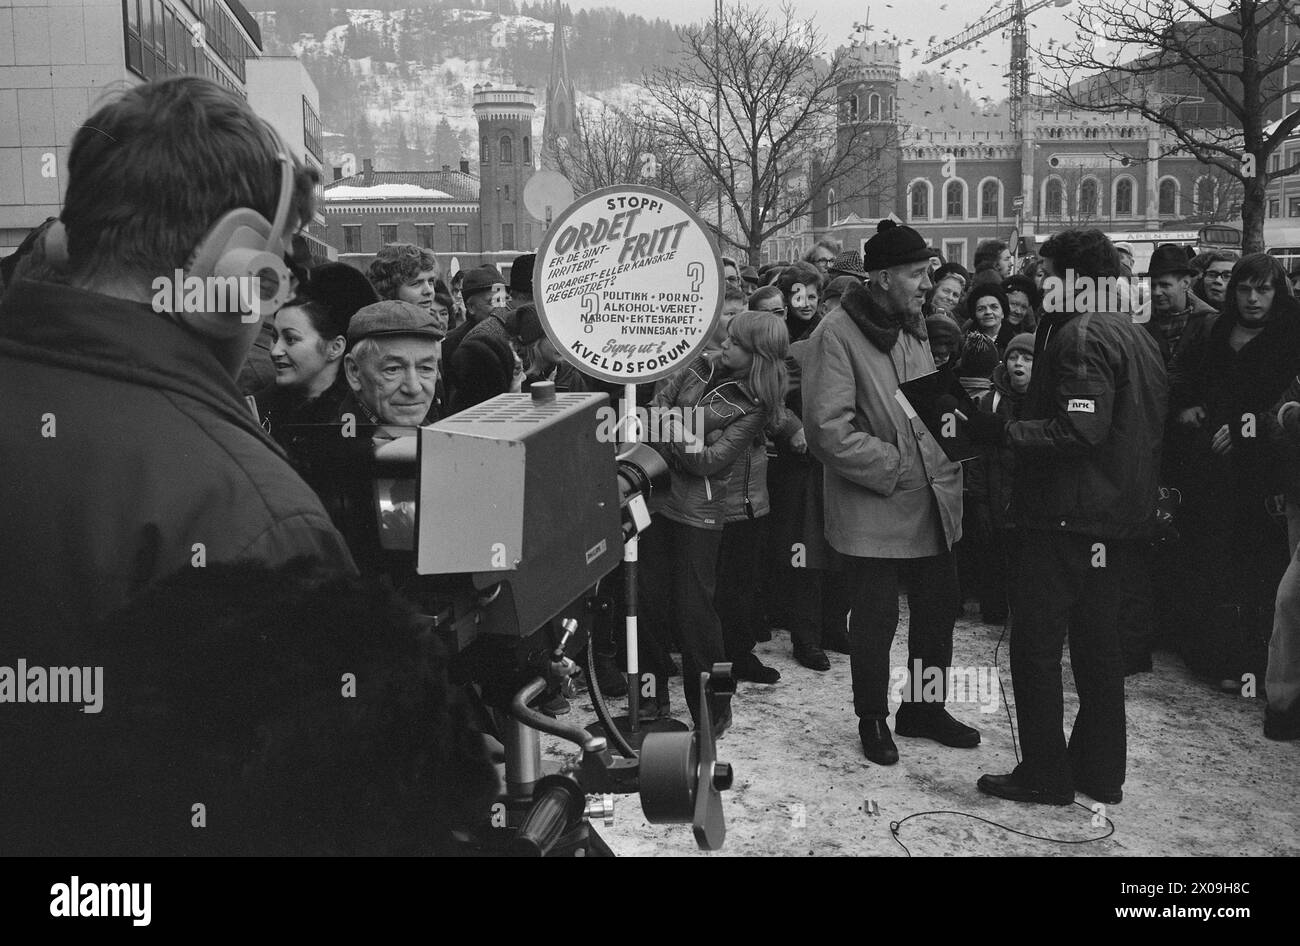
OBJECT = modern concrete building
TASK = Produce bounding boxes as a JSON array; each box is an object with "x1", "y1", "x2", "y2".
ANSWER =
[{"x1": 0, "y1": 0, "x2": 264, "y2": 255}]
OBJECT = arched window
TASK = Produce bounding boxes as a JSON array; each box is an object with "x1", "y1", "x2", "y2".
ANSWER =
[
  {"x1": 1080, "y1": 178, "x2": 1099, "y2": 217},
  {"x1": 1045, "y1": 178, "x2": 1064, "y2": 216},
  {"x1": 1159, "y1": 179, "x2": 1178, "y2": 215},
  {"x1": 847, "y1": 94, "x2": 859, "y2": 120},
  {"x1": 1197, "y1": 177, "x2": 1215, "y2": 214},
  {"x1": 827, "y1": 188, "x2": 837, "y2": 224},
  {"x1": 868, "y1": 93, "x2": 880, "y2": 120},
  {"x1": 499, "y1": 134, "x2": 513, "y2": 164},
  {"x1": 945, "y1": 180, "x2": 965, "y2": 218},
  {"x1": 910, "y1": 181, "x2": 930, "y2": 220},
  {"x1": 1115, "y1": 177, "x2": 1134, "y2": 216},
  {"x1": 480, "y1": 137, "x2": 489, "y2": 164},
  {"x1": 981, "y1": 179, "x2": 1000, "y2": 218},
  {"x1": 523, "y1": 136, "x2": 532, "y2": 164},
  {"x1": 887, "y1": 95, "x2": 894, "y2": 118}
]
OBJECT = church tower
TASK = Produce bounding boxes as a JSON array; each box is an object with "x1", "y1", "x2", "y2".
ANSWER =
[
  {"x1": 542, "y1": 19, "x2": 577, "y2": 169},
  {"x1": 473, "y1": 83, "x2": 538, "y2": 259}
]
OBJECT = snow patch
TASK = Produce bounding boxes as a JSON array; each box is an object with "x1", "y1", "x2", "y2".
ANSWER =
[{"x1": 327, "y1": 184, "x2": 455, "y2": 200}]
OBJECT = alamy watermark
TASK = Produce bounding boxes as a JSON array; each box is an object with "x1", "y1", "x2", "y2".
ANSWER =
[
  {"x1": 890, "y1": 659, "x2": 1001, "y2": 714},
  {"x1": 595, "y1": 405, "x2": 707, "y2": 452},
  {"x1": 1041, "y1": 270, "x2": 1153, "y2": 319},
  {"x1": 0, "y1": 659, "x2": 103, "y2": 713},
  {"x1": 151, "y1": 269, "x2": 264, "y2": 322}
]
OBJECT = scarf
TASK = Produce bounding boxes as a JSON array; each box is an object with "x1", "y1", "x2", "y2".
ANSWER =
[{"x1": 839, "y1": 282, "x2": 927, "y2": 353}]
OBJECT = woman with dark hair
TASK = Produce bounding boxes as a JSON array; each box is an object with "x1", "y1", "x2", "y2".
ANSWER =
[
  {"x1": 1002, "y1": 274, "x2": 1041, "y2": 336},
  {"x1": 1168, "y1": 253, "x2": 1300, "y2": 690},
  {"x1": 963, "y1": 283, "x2": 1010, "y2": 352},
  {"x1": 256, "y1": 263, "x2": 380, "y2": 488},
  {"x1": 762, "y1": 262, "x2": 849, "y2": 671}
]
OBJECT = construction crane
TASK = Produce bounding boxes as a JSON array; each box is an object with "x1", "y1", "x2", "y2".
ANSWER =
[{"x1": 924, "y1": 0, "x2": 1073, "y2": 136}]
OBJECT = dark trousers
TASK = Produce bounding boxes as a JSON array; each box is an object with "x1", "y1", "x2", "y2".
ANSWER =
[
  {"x1": 1011, "y1": 530, "x2": 1128, "y2": 794},
  {"x1": 638, "y1": 517, "x2": 725, "y2": 724},
  {"x1": 716, "y1": 517, "x2": 765, "y2": 663},
  {"x1": 844, "y1": 550, "x2": 959, "y2": 720}
]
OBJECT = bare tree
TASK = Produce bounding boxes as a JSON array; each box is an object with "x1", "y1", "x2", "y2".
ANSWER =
[
  {"x1": 551, "y1": 103, "x2": 714, "y2": 210},
  {"x1": 1037, "y1": 0, "x2": 1300, "y2": 253},
  {"x1": 640, "y1": 1, "x2": 895, "y2": 265}
]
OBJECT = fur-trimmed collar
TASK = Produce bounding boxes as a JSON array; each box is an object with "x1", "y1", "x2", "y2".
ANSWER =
[{"x1": 839, "y1": 282, "x2": 928, "y2": 353}]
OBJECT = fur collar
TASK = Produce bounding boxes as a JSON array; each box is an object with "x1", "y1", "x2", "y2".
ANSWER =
[{"x1": 839, "y1": 282, "x2": 927, "y2": 353}]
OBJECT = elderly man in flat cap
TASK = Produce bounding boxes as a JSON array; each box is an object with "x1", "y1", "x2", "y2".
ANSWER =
[
  {"x1": 342, "y1": 299, "x2": 446, "y2": 427},
  {"x1": 801, "y1": 219, "x2": 980, "y2": 765}
]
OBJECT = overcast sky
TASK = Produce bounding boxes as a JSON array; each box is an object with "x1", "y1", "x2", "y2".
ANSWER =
[{"x1": 558, "y1": 0, "x2": 1092, "y2": 101}]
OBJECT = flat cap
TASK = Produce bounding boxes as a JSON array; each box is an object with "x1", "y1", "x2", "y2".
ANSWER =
[{"x1": 347, "y1": 300, "x2": 447, "y2": 345}]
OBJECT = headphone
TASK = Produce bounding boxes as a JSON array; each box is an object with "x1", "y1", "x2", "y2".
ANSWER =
[{"x1": 43, "y1": 132, "x2": 297, "y2": 343}]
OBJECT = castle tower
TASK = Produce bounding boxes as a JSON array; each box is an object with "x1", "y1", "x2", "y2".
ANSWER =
[
  {"x1": 473, "y1": 83, "x2": 538, "y2": 259},
  {"x1": 819, "y1": 42, "x2": 901, "y2": 234}
]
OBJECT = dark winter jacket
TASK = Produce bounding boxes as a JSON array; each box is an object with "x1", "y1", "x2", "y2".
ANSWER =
[
  {"x1": 446, "y1": 311, "x2": 516, "y2": 414},
  {"x1": 1265, "y1": 372, "x2": 1300, "y2": 501},
  {"x1": 0, "y1": 280, "x2": 356, "y2": 646},
  {"x1": 651, "y1": 356, "x2": 771, "y2": 530},
  {"x1": 1005, "y1": 304, "x2": 1168, "y2": 540},
  {"x1": 1144, "y1": 292, "x2": 1218, "y2": 367},
  {"x1": 967, "y1": 365, "x2": 1025, "y2": 530},
  {"x1": 1168, "y1": 297, "x2": 1300, "y2": 499},
  {"x1": 255, "y1": 372, "x2": 353, "y2": 493}
]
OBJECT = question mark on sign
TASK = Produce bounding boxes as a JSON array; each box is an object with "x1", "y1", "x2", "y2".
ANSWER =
[
  {"x1": 580, "y1": 293, "x2": 599, "y2": 333},
  {"x1": 687, "y1": 262, "x2": 705, "y2": 293}
]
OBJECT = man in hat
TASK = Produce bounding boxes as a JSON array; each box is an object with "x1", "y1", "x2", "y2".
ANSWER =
[
  {"x1": 343, "y1": 300, "x2": 446, "y2": 427},
  {"x1": 801, "y1": 220, "x2": 978, "y2": 765},
  {"x1": 828, "y1": 250, "x2": 870, "y2": 283},
  {"x1": 446, "y1": 296, "x2": 545, "y2": 414},
  {"x1": 441, "y1": 264, "x2": 507, "y2": 406},
  {"x1": 1146, "y1": 243, "x2": 1218, "y2": 365},
  {"x1": 1113, "y1": 242, "x2": 1135, "y2": 273},
  {"x1": 508, "y1": 252, "x2": 535, "y2": 309}
]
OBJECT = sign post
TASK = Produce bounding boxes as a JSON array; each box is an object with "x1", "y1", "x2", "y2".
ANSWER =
[{"x1": 534, "y1": 184, "x2": 723, "y2": 736}]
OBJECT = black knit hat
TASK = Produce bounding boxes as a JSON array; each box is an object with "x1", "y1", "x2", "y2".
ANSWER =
[
  {"x1": 932, "y1": 262, "x2": 969, "y2": 286},
  {"x1": 862, "y1": 219, "x2": 937, "y2": 271}
]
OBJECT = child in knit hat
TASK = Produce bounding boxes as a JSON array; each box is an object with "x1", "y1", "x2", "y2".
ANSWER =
[{"x1": 965, "y1": 333, "x2": 1035, "y2": 623}]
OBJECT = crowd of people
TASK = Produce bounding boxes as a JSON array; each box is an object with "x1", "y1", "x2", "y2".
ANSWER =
[{"x1": 1, "y1": 76, "x2": 1298, "y2": 852}]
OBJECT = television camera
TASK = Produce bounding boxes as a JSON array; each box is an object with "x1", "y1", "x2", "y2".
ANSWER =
[{"x1": 349, "y1": 382, "x2": 733, "y2": 856}]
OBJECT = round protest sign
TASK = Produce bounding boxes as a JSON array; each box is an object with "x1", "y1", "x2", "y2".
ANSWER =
[{"x1": 534, "y1": 184, "x2": 723, "y2": 385}]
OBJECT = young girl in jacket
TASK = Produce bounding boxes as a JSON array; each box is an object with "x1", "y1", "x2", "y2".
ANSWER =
[{"x1": 637, "y1": 312, "x2": 789, "y2": 729}]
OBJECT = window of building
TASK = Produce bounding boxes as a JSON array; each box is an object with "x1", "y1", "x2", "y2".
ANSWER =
[
  {"x1": 1080, "y1": 178, "x2": 1099, "y2": 216},
  {"x1": 945, "y1": 180, "x2": 964, "y2": 218},
  {"x1": 1045, "y1": 179, "x2": 1064, "y2": 216},
  {"x1": 342, "y1": 226, "x2": 362, "y2": 254},
  {"x1": 910, "y1": 181, "x2": 930, "y2": 219},
  {"x1": 523, "y1": 137, "x2": 532, "y2": 164},
  {"x1": 943, "y1": 240, "x2": 966, "y2": 268},
  {"x1": 1159, "y1": 179, "x2": 1177, "y2": 215},
  {"x1": 847, "y1": 94, "x2": 858, "y2": 121},
  {"x1": 480, "y1": 138, "x2": 489, "y2": 164},
  {"x1": 1269, "y1": 198, "x2": 1280, "y2": 218},
  {"x1": 981, "y1": 180, "x2": 999, "y2": 218},
  {"x1": 500, "y1": 135, "x2": 513, "y2": 164},
  {"x1": 1115, "y1": 177, "x2": 1134, "y2": 215},
  {"x1": 1197, "y1": 177, "x2": 1215, "y2": 214},
  {"x1": 1290, "y1": 197, "x2": 1300, "y2": 218},
  {"x1": 868, "y1": 93, "x2": 880, "y2": 120},
  {"x1": 449, "y1": 224, "x2": 468, "y2": 253},
  {"x1": 503, "y1": 184, "x2": 510, "y2": 200},
  {"x1": 827, "y1": 188, "x2": 837, "y2": 224},
  {"x1": 502, "y1": 223, "x2": 515, "y2": 251},
  {"x1": 302, "y1": 97, "x2": 323, "y2": 161},
  {"x1": 523, "y1": 222, "x2": 532, "y2": 248},
  {"x1": 379, "y1": 224, "x2": 398, "y2": 246},
  {"x1": 125, "y1": 0, "x2": 144, "y2": 74},
  {"x1": 415, "y1": 225, "x2": 435, "y2": 250}
]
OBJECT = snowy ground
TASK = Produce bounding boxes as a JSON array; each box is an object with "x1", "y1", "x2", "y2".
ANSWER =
[{"x1": 542, "y1": 600, "x2": 1299, "y2": 857}]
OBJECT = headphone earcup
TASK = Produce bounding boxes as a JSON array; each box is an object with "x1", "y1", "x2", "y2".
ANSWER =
[{"x1": 184, "y1": 209, "x2": 292, "y2": 339}]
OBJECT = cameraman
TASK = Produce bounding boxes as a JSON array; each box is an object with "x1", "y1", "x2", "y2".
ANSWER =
[{"x1": 0, "y1": 77, "x2": 355, "y2": 645}]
